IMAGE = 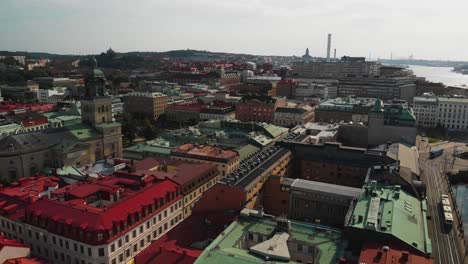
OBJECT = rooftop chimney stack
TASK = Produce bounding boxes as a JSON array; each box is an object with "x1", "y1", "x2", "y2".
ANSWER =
[{"x1": 327, "y1": 33, "x2": 332, "y2": 62}]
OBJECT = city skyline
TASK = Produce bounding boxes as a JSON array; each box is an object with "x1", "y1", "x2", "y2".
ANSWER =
[{"x1": 1, "y1": 0, "x2": 468, "y2": 60}]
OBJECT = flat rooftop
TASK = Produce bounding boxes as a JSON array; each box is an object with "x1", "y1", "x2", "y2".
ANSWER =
[
  {"x1": 195, "y1": 208, "x2": 347, "y2": 264},
  {"x1": 285, "y1": 178, "x2": 362, "y2": 198},
  {"x1": 171, "y1": 143, "x2": 238, "y2": 161},
  {"x1": 221, "y1": 146, "x2": 290, "y2": 188}
]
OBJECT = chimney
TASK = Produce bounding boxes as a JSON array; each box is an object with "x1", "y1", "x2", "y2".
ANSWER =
[
  {"x1": 258, "y1": 206, "x2": 264, "y2": 217},
  {"x1": 334, "y1": 48, "x2": 337, "y2": 60},
  {"x1": 327, "y1": 33, "x2": 332, "y2": 62},
  {"x1": 401, "y1": 251, "x2": 409, "y2": 261}
]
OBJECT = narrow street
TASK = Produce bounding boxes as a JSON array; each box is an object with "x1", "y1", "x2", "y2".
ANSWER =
[{"x1": 418, "y1": 138, "x2": 465, "y2": 264}]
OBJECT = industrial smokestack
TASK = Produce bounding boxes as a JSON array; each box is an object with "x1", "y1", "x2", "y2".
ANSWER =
[
  {"x1": 334, "y1": 48, "x2": 336, "y2": 60},
  {"x1": 327, "y1": 33, "x2": 332, "y2": 62}
]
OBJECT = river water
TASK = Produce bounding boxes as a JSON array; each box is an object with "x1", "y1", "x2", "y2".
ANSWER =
[{"x1": 407, "y1": 65, "x2": 468, "y2": 87}]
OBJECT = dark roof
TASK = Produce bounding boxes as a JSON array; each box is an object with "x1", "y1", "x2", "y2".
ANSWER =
[
  {"x1": 201, "y1": 107, "x2": 234, "y2": 115},
  {"x1": 275, "y1": 107, "x2": 308, "y2": 114},
  {"x1": 352, "y1": 105, "x2": 373, "y2": 115},
  {"x1": 239, "y1": 95, "x2": 276, "y2": 104},
  {"x1": 7, "y1": 111, "x2": 47, "y2": 124},
  {"x1": 0, "y1": 133, "x2": 52, "y2": 155},
  {"x1": 0, "y1": 124, "x2": 98, "y2": 156},
  {"x1": 221, "y1": 147, "x2": 290, "y2": 189}
]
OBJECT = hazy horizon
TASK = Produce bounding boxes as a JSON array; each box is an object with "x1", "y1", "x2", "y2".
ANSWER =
[{"x1": 2, "y1": 0, "x2": 468, "y2": 61}]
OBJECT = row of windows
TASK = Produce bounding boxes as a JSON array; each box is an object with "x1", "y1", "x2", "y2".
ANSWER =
[
  {"x1": 110, "y1": 204, "x2": 183, "y2": 253},
  {"x1": 110, "y1": 213, "x2": 183, "y2": 264}
]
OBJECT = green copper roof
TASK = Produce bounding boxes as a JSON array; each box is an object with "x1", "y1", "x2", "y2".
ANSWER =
[
  {"x1": 65, "y1": 124, "x2": 100, "y2": 140},
  {"x1": 346, "y1": 183, "x2": 431, "y2": 255},
  {"x1": 262, "y1": 124, "x2": 288, "y2": 138},
  {"x1": 88, "y1": 68, "x2": 105, "y2": 79},
  {"x1": 236, "y1": 144, "x2": 260, "y2": 161},
  {"x1": 124, "y1": 143, "x2": 172, "y2": 155},
  {"x1": 95, "y1": 122, "x2": 121, "y2": 129},
  {"x1": 195, "y1": 212, "x2": 346, "y2": 264}
]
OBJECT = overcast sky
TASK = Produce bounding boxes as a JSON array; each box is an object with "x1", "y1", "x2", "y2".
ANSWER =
[{"x1": 1, "y1": 0, "x2": 467, "y2": 60}]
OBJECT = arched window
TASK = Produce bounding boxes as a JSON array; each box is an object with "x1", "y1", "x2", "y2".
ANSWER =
[{"x1": 102, "y1": 116, "x2": 106, "y2": 123}]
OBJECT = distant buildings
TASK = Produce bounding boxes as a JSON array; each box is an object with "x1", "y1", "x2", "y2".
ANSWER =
[
  {"x1": 32, "y1": 77, "x2": 79, "y2": 90},
  {"x1": 273, "y1": 106, "x2": 314, "y2": 127},
  {"x1": 123, "y1": 139, "x2": 173, "y2": 160},
  {"x1": 0, "y1": 85, "x2": 37, "y2": 103},
  {"x1": 338, "y1": 76, "x2": 417, "y2": 102},
  {"x1": 199, "y1": 105, "x2": 235, "y2": 121},
  {"x1": 136, "y1": 69, "x2": 241, "y2": 90},
  {"x1": 0, "y1": 61, "x2": 122, "y2": 181},
  {"x1": 195, "y1": 208, "x2": 348, "y2": 264},
  {"x1": 289, "y1": 122, "x2": 339, "y2": 145},
  {"x1": 165, "y1": 103, "x2": 207, "y2": 124},
  {"x1": 337, "y1": 100, "x2": 417, "y2": 147},
  {"x1": 292, "y1": 58, "x2": 380, "y2": 79},
  {"x1": 123, "y1": 92, "x2": 167, "y2": 120},
  {"x1": 413, "y1": 94, "x2": 438, "y2": 127},
  {"x1": 315, "y1": 97, "x2": 375, "y2": 123},
  {"x1": 0, "y1": 55, "x2": 26, "y2": 65},
  {"x1": 37, "y1": 87, "x2": 67, "y2": 103},
  {"x1": 236, "y1": 95, "x2": 286, "y2": 123},
  {"x1": 413, "y1": 94, "x2": 468, "y2": 130},
  {"x1": 231, "y1": 76, "x2": 279, "y2": 97}
]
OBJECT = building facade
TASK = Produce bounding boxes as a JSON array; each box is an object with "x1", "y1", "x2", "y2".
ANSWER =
[
  {"x1": 235, "y1": 95, "x2": 287, "y2": 123},
  {"x1": 436, "y1": 97, "x2": 468, "y2": 130},
  {"x1": 292, "y1": 59, "x2": 380, "y2": 79},
  {"x1": 165, "y1": 103, "x2": 207, "y2": 124},
  {"x1": 337, "y1": 76, "x2": 417, "y2": 102},
  {"x1": 273, "y1": 107, "x2": 314, "y2": 127},
  {"x1": 123, "y1": 92, "x2": 167, "y2": 120},
  {"x1": 413, "y1": 95, "x2": 438, "y2": 127},
  {"x1": 200, "y1": 106, "x2": 235, "y2": 121},
  {"x1": 282, "y1": 178, "x2": 361, "y2": 227}
]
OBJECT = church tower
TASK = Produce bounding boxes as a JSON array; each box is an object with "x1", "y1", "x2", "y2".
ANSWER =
[
  {"x1": 80, "y1": 57, "x2": 123, "y2": 159},
  {"x1": 81, "y1": 57, "x2": 112, "y2": 126}
]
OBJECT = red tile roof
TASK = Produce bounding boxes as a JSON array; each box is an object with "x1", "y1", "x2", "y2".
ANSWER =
[
  {"x1": 25, "y1": 178, "x2": 181, "y2": 244},
  {"x1": 0, "y1": 176, "x2": 60, "y2": 220},
  {"x1": 0, "y1": 235, "x2": 30, "y2": 250},
  {"x1": 166, "y1": 103, "x2": 207, "y2": 112},
  {"x1": 4, "y1": 258, "x2": 46, "y2": 264},
  {"x1": 359, "y1": 241, "x2": 433, "y2": 264},
  {"x1": 118, "y1": 158, "x2": 219, "y2": 187},
  {"x1": 0, "y1": 102, "x2": 54, "y2": 113}
]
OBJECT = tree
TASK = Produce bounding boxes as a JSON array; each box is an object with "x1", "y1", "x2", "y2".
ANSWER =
[
  {"x1": 0, "y1": 56, "x2": 20, "y2": 66},
  {"x1": 141, "y1": 118, "x2": 158, "y2": 140},
  {"x1": 121, "y1": 113, "x2": 138, "y2": 142}
]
